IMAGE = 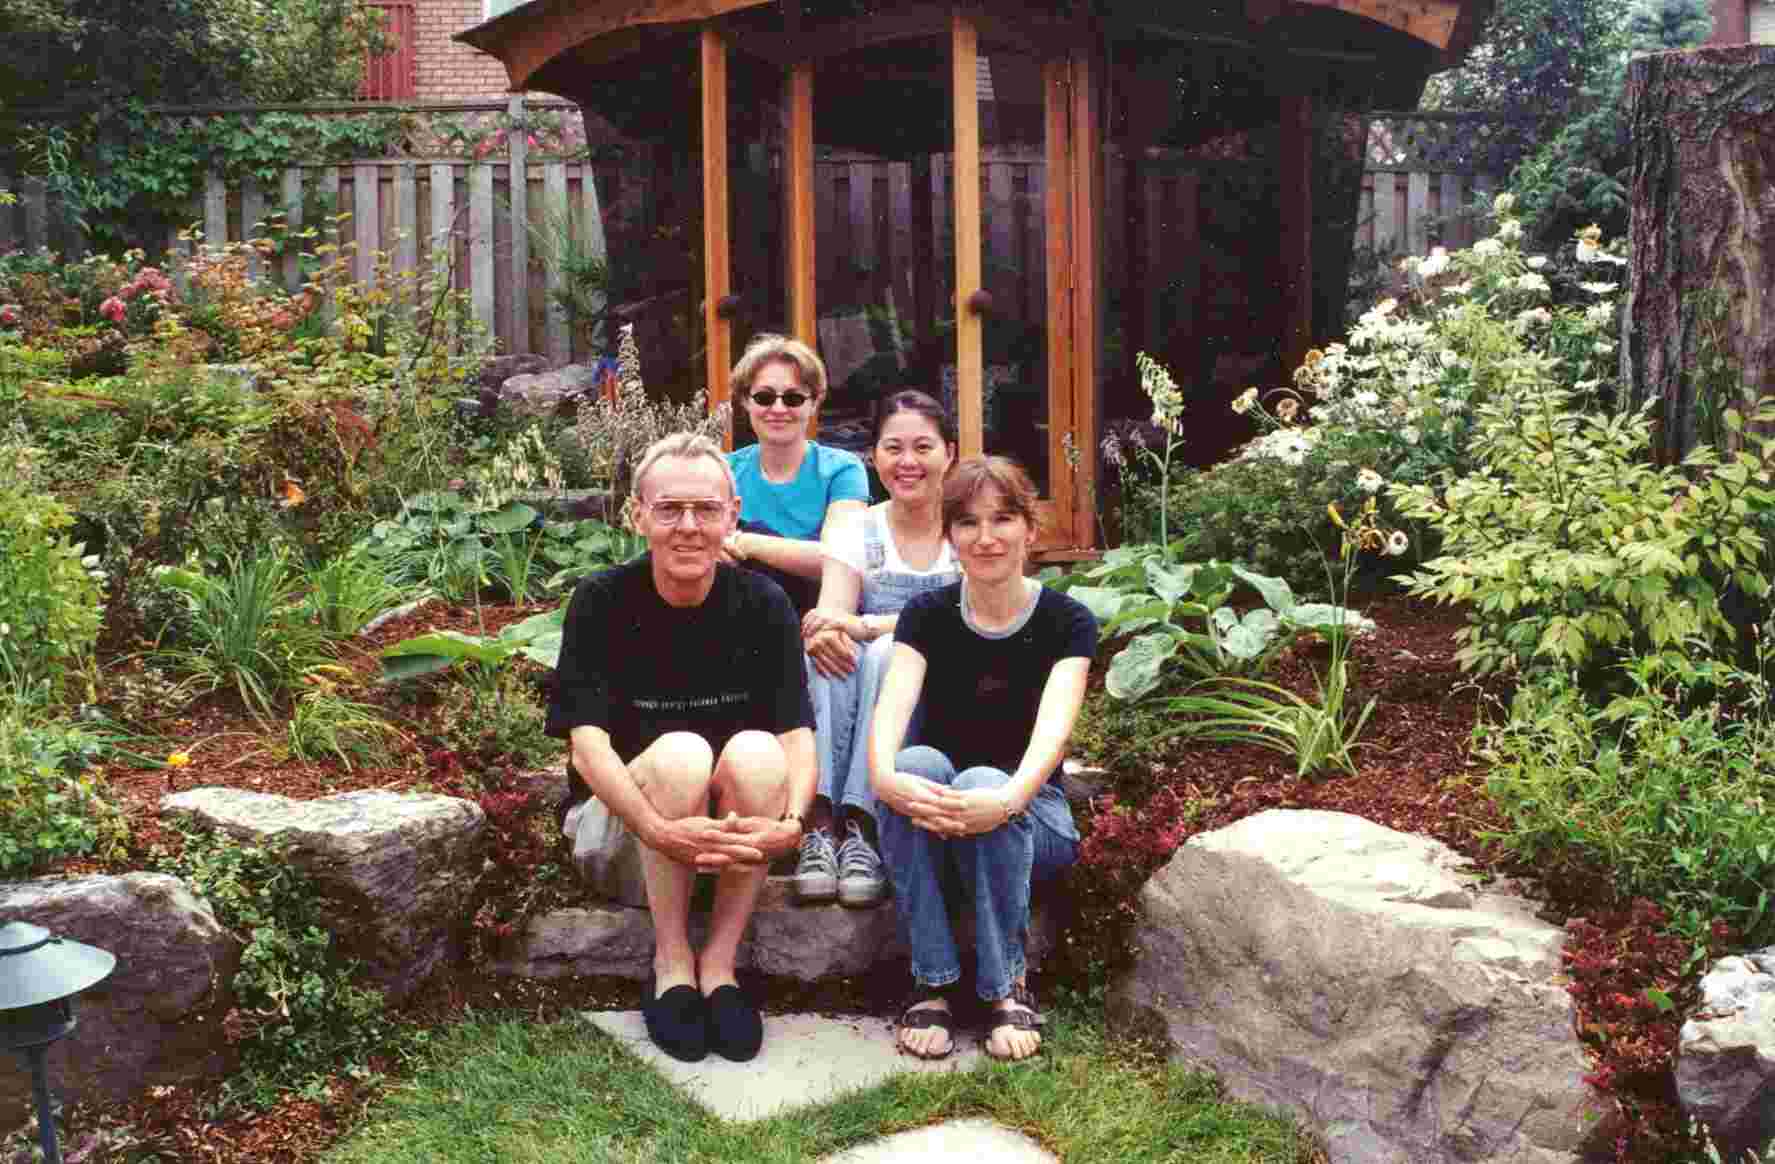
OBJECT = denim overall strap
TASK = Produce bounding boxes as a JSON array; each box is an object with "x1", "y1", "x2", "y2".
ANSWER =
[{"x1": 858, "y1": 513, "x2": 960, "y2": 617}]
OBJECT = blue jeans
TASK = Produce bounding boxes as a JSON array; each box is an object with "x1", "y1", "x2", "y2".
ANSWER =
[
  {"x1": 876, "y1": 745, "x2": 1078, "y2": 1001},
  {"x1": 808, "y1": 637, "x2": 904, "y2": 822}
]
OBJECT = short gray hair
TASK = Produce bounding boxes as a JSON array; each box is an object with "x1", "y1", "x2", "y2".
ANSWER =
[
  {"x1": 629, "y1": 432, "x2": 737, "y2": 505},
  {"x1": 731, "y1": 333, "x2": 827, "y2": 401}
]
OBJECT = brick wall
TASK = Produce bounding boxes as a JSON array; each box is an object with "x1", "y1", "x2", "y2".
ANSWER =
[{"x1": 413, "y1": 0, "x2": 510, "y2": 99}]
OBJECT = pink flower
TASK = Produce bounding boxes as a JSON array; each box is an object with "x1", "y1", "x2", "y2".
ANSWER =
[
  {"x1": 527, "y1": 134, "x2": 538, "y2": 149},
  {"x1": 99, "y1": 296, "x2": 127, "y2": 324},
  {"x1": 0, "y1": 304, "x2": 20, "y2": 327}
]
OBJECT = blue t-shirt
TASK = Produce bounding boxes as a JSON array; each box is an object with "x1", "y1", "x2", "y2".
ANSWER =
[{"x1": 727, "y1": 442, "x2": 870, "y2": 540}]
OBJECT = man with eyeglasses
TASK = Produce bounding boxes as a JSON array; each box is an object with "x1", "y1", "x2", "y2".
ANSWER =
[{"x1": 547, "y1": 432, "x2": 816, "y2": 1064}]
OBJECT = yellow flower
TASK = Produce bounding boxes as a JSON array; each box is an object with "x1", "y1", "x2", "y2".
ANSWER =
[
  {"x1": 1303, "y1": 349, "x2": 1324, "y2": 368},
  {"x1": 1326, "y1": 502, "x2": 1346, "y2": 529},
  {"x1": 1276, "y1": 397, "x2": 1300, "y2": 422},
  {"x1": 1231, "y1": 386, "x2": 1259, "y2": 415},
  {"x1": 166, "y1": 752, "x2": 192, "y2": 768}
]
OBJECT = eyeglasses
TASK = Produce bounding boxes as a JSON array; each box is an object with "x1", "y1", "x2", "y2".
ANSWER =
[
  {"x1": 749, "y1": 389, "x2": 811, "y2": 409},
  {"x1": 645, "y1": 498, "x2": 731, "y2": 526}
]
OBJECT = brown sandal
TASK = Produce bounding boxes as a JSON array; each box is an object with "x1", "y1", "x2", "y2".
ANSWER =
[
  {"x1": 895, "y1": 989, "x2": 955, "y2": 1060},
  {"x1": 984, "y1": 983, "x2": 1044, "y2": 1061}
]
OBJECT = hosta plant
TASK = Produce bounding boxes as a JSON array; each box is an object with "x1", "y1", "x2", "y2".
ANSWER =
[{"x1": 1049, "y1": 550, "x2": 1373, "y2": 701}]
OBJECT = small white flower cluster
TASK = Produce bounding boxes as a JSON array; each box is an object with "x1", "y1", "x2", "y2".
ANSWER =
[
  {"x1": 1237, "y1": 425, "x2": 1320, "y2": 466},
  {"x1": 1138, "y1": 351, "x2": 1185, "y2": 432}
]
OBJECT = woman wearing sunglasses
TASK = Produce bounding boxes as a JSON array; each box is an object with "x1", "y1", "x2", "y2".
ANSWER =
[
  {"x1": 791, "y1": 389, "x2": 960, "y2": 909},
  {"x1": 721, "y1": 334, "x2": 869, "y2": 613}
]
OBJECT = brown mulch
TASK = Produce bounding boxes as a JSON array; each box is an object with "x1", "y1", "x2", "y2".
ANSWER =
[{"x1": 26, "y1": 591, "x2": 1623, "y2": 1162}]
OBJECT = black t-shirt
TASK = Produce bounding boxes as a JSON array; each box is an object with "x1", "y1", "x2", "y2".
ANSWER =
[
  {"x1": 895, "y1": 582, "x2": 1099, "y2": 774},
  {"x1": 546, "y1": 557, "x2": 815, "y2": 805}
]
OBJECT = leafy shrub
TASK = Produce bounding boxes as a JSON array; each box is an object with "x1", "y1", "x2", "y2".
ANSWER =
[
  {"x1": 1394, "y1": 386, "x2": 1775, "y2": 682},
  {"x1": 153, "y1": 548, "x2": 337, "y2": 717},
  {"x1": 300, "y1": 547, "x2": 420, "y2": 638},
  {"x1": 0, "y1": 712, "x2": 129, "y2": 874},
  {"x1": 1477, "y1": 659, "x2": 1775, "y2": 954},
  {"x1": 436, "y1": 669, "x2": 559, "y2": 772},
  {"x1": 0, "y1": 474, "x2": 104, "y2": 694},
  {"x1": 153, "y1": 828, "x2": 416, "y2": 1110},
  {"x1": 287, "y1": 688, "x2": 403, "y2": 771}
]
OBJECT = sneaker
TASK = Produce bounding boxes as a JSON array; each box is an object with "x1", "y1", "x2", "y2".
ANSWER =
[
  {"x1": 836, "y1": 820, "x2": 887, "y2": 908},
  {"x1": 793, "y1": 827, "x2": 837, "y2": 903}
]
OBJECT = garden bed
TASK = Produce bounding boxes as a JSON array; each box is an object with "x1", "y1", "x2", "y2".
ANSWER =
[{"x1": 9, "y1": 588, "x2": 1701, "y2": 1164}]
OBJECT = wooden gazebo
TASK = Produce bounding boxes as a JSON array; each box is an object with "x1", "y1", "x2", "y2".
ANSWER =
[{"x1": 462, "y1": 0, "x2": 1492, "y2": 556}]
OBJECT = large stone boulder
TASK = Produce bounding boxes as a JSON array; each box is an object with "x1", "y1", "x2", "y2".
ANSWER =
[
  {"x1": 1112, "y1": 810, "x2": 1602, "y2": 1164},
  {"x1": 478, "y1": 352, "x2": 550, "y2": 391},
  {"x1": 159, "y1": 788, "x2": 484, "y2": 1001},
  {"x1": 490, "y1": 877, "x2": 1057, "y2": 984},
  {"x1": 0, "y1": 874, "x2": 238, "y2": 1122},
  {"x1": 498, "y1": 364, "x2": 602, "y2": 416},
  {"x1": 1677, "y1": 947, "x2": 1775, "y2": 1161}
]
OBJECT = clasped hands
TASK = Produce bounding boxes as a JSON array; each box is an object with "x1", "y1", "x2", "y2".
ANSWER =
[
  {"x1": 878, "y1": 772, "x2": 1017, "y2": 838},
  {"x1": 649, "y1": 812, "x2": 801, "y2": 872},
  {"x1": 801, "y1": 609, "x2": 873, "y2": 679}
]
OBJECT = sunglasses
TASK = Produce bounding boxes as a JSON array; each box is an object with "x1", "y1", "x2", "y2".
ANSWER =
[{"x1": 749, "y1": 389, "x2": 811, "y2": 409}]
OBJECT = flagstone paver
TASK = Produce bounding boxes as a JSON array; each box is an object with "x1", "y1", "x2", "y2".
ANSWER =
[
  {"x1": 815, "y1": 1118, "x2": 1059, "y2": 1164},
  {"x1": 581, "y1": 1010, "x2": 981, "y2": 1122}
]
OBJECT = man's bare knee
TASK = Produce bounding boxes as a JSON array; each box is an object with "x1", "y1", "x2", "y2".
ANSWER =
[
  {"x1": 713, "y1": 730, "x2": 787, "y2": 812},
  {"x1": 634, "y1": 731, "x2": 715, "y2": 816}
]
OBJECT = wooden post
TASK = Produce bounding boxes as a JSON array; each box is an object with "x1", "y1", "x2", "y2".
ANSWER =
[
  {"x1": 508, "y1": 95, "x2": 532, "y2": 355},
  {"x1": 1439, "y1": 173, "x2": 1463, "y2": 247},
  {"x1": 395, "y1": 162, "x2": 419, "y2": 289},
  {"x1": 353, "y1": 163, "x2": 378, "y2": 287},
  {"x1": 1067, "y1": 45, "x2": 1102, "y2": 550},
  {"x1": 429, "y1": 162, "x2": 455, "y2": 279},
  {"x1": 702, "y1": 25, "x2": 733, "y2": 417},
  {"x1": 784, "y1": 61, "x2": 818, "y2": 432},
  {"x1": 1405, "y1": 169, "x2": 1430, "y2": 258},
  {"x1": 204, "y1": 173, "x2": 227, "y2": 251},
  {"x1": 469, "y1": 163, "x2": 495, "y2": 342},
  {"x1": 241, "y1": 178, "x2": 265, "y2": 283},
  {"x1": 543, "y1": 162, "x2": 571, "y2": 362},
  {"x1": 280, "y1": 168, "x2": 305, "y2": 293},
  {"x1": 1043, "y1": 57, "x2": 1075, "y2": 541},
  {"x1": 951, "y1": 9, "x2": 984, "y2": 459},
  {"x1": 1278, "y1": 93, "x2": 1315, "y2": 377},
  {"x1": 1372, "y1": 171, "x2": 1398, "y2": 255}
]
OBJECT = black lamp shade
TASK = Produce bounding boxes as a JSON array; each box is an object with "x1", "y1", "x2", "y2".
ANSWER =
[{"x1": 0, "y1": 921, "x2": 115, "y2": 1014}]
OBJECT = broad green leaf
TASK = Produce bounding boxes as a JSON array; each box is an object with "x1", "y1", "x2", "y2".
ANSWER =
[
  {"x1": 377, "y1": 652, "x2": 458, "y2": 682},
  {"x1": 1222, "y1": 609, "x2": 1281, "y2": 660},
  {"x1": 1229, "y1": 565, "x2": 1296, "y2": 613},
  {"x1": 1105, "y1": 631, "x2": 1181, "y2": 701},
  {"x1": 1145, "y1": 559, "x2": 1198, "y2": 605},
  {"x1": 499, "y1": 606, "x2": 567, "y2": 644},
  {"x1": 381, "y1": 630, "x2": 508, "y2": 667},
  {"x1": 406, "y1": 490, "x2": 464, "y2": 513},
  {"x1": 1284, "y1": 603, "x2": 1375, "y2": 636},
  {"x1": 1069, "y1": 585, "x2": 1131, "y2": 623},
  {"x1": 519, "y1": 631, "x2": 563, "y2": 669},
  {"x1": 482, "y1": 501, "x2": 540, "y2": 535}
]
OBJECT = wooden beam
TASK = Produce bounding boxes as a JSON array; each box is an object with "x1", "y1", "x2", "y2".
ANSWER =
[
  {"x1": 1043, "y1": 57, "x2": 1076, "y2": 548},
  {"x1": 507, "y1": 94, "x2": 531, "y2": 354},
  {"x1": 729, "y1": 3, "x2": 1066, "y2": 69},
  {"x1": 1278, "y1": 93, "x2": 1314, "y2": 379},
  {"x1": 951, "y1": 9, "x2": 984, "y2": 460},
  {"x1": 1068, "y1": 44, "x2": 1102, "y2": 551},
  {"x1": 784, "y1": 61, "x2": 817, "y2": 435},
  {"x1": 701, "y1": 26, "x2": 733, "y2": 425},
  {"x1": 1289, "y1": 0, "x2": 1461, "y2": 51},
  {"x1": 464, "y1": 0, "x2": 771, "y2": 92}
]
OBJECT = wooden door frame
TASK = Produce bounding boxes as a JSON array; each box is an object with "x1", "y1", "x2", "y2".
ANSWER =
[{"x1": 949, "y1": 13, "x2": 1099, "y2": 557}]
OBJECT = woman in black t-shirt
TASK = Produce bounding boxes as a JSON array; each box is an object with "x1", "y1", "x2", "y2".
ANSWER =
[{"x1": 867, "y1": 456, "x2": 1098, "y2": 1062}]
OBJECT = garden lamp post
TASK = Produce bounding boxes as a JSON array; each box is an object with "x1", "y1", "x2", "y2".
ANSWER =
[{"x1": 0, "y1": 921, "x2": 115, "y2": 1164}]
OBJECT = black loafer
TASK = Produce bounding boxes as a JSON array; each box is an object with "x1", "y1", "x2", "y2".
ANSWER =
[
  {"x1": 643, "y1": 979, "x2": 708, "y2": 1062},
  {"x1": 704, "y1": 983, "x2": 763, "y2": 1062}
]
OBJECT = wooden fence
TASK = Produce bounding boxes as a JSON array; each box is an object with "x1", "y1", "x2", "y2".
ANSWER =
[
  {"x1": 2, "y1": 151, "x2": 1500, "y2": 361},
  {"x1": 0, "y1": 154, "x2": 620, "y2": 364}
]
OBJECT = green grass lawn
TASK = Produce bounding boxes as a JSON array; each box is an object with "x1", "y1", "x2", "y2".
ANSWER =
[{"x1": 324, "y1": 1008, "x2": 1310, "y2": 1163}]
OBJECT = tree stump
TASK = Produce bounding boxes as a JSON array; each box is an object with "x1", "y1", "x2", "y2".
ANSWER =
[{"x1": 1623, "y1": 46, "x2": 1775, "y2": 460}]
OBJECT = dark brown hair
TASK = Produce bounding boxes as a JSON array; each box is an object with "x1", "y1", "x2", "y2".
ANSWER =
[
  {"x1": 941, "y1": 455, "x2": 1039, "y2": 536},
  {"x1": 875, "y1": 389, "x2": 955, "y2": 448}
]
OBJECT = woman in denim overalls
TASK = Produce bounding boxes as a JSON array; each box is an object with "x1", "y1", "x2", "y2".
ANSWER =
[{"x1": 794, "y1": 390, "x2": 959, "y2": 907}]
